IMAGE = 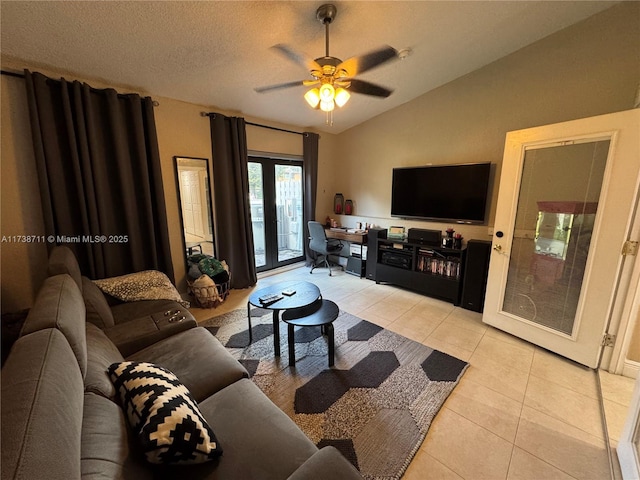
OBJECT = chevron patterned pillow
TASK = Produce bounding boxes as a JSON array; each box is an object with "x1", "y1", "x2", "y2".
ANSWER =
[{"x1": 108, "y1": 361, "x2": 222, "y2": 464}]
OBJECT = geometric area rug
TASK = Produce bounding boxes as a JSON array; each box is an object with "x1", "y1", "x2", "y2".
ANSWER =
[{"x1": 200, "y1": 308, "x2": 468, "y2": 480}]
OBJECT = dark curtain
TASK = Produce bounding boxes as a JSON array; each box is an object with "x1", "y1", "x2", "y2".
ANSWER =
[
  {"x1": 209, "y1": 113, "x2": 257, "y2": 288},
  {"x1": 303, "y1": 132, "x2": 319, "y2": 266},
  {"x1": 24, "y1": 70, "x2": 174, "y2": 281}
]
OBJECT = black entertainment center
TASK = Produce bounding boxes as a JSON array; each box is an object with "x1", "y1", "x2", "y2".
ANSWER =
[
  {"x1": 367, "y1": 229, "x2": 490, "y2": 311},
  {"x1": 370, "y1": 230, "x2": 465, "y2": 304}
]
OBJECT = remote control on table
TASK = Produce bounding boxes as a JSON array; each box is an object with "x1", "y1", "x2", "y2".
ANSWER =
[{"x1": 259, "y1": 294, "x2": 282, "y2": 305}]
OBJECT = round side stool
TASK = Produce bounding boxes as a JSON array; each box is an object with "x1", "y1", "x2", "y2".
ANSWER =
[{"x1": 282, "y1": 299, "x2": 339, "y2": 367}]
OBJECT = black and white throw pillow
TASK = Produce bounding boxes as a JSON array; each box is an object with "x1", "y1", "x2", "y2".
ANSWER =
[{"x1": 108, "y1": 361, "x2": 222, "y2": 464}]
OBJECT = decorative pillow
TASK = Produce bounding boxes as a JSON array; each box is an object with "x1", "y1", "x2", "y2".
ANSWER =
[
  {"x1": 107, "y1": 361, "x2": 222, "y2": 464},
  {"x1": 94, "y1": 270, "x2": 189, "y2": 308}
]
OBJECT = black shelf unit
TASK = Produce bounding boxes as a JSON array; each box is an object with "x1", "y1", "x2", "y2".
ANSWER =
[{"x1": 374, "y1": 235, "x2": 466, "y2": 305}]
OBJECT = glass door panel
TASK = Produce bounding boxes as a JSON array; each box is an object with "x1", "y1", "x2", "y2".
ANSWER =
[
  {"x1": 501, "y1": 141, "x2": 609, "y2": 335},
  {"x1": 248, "y1": 162, "x2": 266, "y2": 269},
  {"x1": 249, "y1": 158, "x2": 305, "y2": 272},
  {"x1": 275, "y1": 164, "x2": 303, "y2": 263}
]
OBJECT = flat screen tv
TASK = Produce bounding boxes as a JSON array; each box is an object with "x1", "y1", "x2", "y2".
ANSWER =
[{"x1": 391, "y1": 162, "x2": 491, "y2": 224}]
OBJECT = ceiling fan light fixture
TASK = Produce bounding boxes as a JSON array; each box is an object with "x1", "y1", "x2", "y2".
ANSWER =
[
  {"x1": 319, "y1": 83, "x2": 335, "y2": 101},
  {"x1": 320, "y1": 99, "x2": 335, "y2": 112},
  {"x1": 304, "y1": 88, "x2": 321, "y2": 108},
  {"x1": 335, "y1": 87, "x2": 350, "y2": 107}
]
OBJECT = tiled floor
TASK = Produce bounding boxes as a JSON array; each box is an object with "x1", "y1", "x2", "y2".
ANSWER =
[{"x1": 189, "y1": 264, "x2": 636, "y2": 480}]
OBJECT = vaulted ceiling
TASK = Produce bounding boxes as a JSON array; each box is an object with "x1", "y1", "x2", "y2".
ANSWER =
[{"x1": 1, "y1": 1, "x2": 616, "y2": 133}]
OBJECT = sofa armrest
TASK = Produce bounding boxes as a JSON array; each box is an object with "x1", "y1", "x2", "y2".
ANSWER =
[{"x1": 287, "y1": 446, "x2": 362, "y2": 480}]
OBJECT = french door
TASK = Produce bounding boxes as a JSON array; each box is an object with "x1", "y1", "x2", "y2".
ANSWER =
[
  {"x1": 483, "y1": 109, "x2": 640, "y2": 368},
  {"x1": 248, "y1": 157, "x2": 305, "y2": 272}
]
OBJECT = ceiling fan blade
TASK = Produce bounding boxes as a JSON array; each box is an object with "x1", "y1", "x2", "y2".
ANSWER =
[
  {"x1": 254, "y1": 80, "x2": 307, "y2": 93},
  {"x1": 271, "y1": 44, "x2": 322, "y2": 73},
  {"x1": 336, "y1": 45, "x2": 398, "y2": 77},
  {"x1": 347, "y1": 79, "x2": 393, "y2": 98}
]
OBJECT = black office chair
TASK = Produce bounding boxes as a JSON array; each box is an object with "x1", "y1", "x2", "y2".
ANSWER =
[{"x1": 308, "y1": 221, "x2": 343, "y2": 276}]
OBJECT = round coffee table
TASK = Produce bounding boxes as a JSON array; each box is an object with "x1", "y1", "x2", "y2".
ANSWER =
[
  {"x1": 282, "y1": 299, "x2": 339, "y2": 367},
  {"x1": 247, "y1": 281, "x2": 321, "y2": 356}
]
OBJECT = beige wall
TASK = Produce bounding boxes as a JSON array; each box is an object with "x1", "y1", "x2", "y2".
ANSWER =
[
  {"x1": 629, "y1": 312, "x2": 640, "y2": 362},
  {"x1": 1, "y1": 74, "x2": 48, "y2": 313}
]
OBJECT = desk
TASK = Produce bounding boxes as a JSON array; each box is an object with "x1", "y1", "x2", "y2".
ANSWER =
[{"x1": 325, "y1": 229, "x2": 368, "y2": 277}]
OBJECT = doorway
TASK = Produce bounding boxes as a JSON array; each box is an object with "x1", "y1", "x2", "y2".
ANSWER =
[
  {"x1": 483, "y1": 109, "x2": 640, "y2": 368},
  {"x1": 248, "y1": 157, "x2": 305, "y2": 272}
]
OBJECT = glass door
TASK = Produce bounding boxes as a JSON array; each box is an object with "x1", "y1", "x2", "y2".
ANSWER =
[
  {"x1": 248, "y1": 157, "x2": 304, "y2": 272},
  {"x1": 483, "y1": 110, "x2": 640, "y2": 368}
]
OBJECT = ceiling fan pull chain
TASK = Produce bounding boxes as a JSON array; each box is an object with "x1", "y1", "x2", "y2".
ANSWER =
[{"x1": 325, "y1": 110, "x2": 334, "y2": 127}]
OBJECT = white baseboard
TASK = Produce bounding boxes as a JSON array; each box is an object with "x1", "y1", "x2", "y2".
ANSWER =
[{"x1": 622, "y1": 360, "x2": 640, "y2": 379}]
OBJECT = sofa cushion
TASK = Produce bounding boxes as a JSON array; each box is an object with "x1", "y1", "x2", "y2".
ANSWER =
[
  {"x1": 47, "y1": 245, "x2": 83, "y2": 291},
  {"x1": 156, "y1": 379, "x2": 319, "y2": 479},
  {"x1": 105, "y1": 313, "x2": 197, "y2": 357},
  {"x1": 126, "y1": 327, "x2": 248, "y2": 402},
  {"x1": 1, "y1": 329, "x2": 83, "y2": 480},
  {"x1": 286, "y1": 446, "x2": 362, "y2": 479},
  {"x1": 85, "y1": 322, "x2": 125, "y2": 399},
  {"x1": 20, "y1": 273, "x2": 88, "y2": 378},
  {"x1": 82, "y1": 392, "x2": 153, "y2": 479},
  {"x1": 108, "y1": 361, "x2": 223, "y2": 464},
  {"x1": 83, "y1": 276, "x2": 116, "y2": 328}
]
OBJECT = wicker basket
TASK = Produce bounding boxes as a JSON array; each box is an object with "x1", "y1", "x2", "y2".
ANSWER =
[
  {"x1": 186, "y1": 259, "x2": 231, "y2": 308},
  {"x1": 187, "y1": 275, "x2": 231, "y2": 308}
]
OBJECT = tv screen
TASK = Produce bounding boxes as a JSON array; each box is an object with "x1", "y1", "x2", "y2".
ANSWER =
[{"x1": 391, "y1": 163, "x2": 491, "y2": 224}]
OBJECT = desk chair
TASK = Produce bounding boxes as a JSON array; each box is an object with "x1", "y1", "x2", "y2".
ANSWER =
[{"x1": 308, "y1": 221, "x2": 343, "y2": 276}]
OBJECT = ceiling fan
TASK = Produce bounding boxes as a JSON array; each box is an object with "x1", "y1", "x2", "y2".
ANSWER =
[{"x1": 254, "y1": 3, "x2": 398, "y2": 123}]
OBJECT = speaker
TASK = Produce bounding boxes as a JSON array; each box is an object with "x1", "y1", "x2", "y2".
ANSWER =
[
  {"x1": 365, "y1": 228, "x2": 386, "y2": 281},
  {"x1": 407, "y1": 228, "x2": 441, "y2": 246},
  {"x1": 461, "y1": 240, "x2": 492, "y2": 312}
]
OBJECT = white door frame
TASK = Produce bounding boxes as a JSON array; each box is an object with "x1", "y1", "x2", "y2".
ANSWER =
[
  {"x1": 618, "y1": 375, "x2": 640, "y2": 479},
  {"x1": 605, "y1": 195, "x2": 640, "y2": 378}
]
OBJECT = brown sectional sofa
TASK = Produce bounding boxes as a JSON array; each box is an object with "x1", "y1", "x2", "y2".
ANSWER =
[{"x1": 2, "y1": 260, "x2": 361, "y2": 478}]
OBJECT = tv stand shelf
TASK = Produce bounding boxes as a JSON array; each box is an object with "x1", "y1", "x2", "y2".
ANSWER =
[{"x1": 374, "y1": 236, "x2": 466, "y2": 304}]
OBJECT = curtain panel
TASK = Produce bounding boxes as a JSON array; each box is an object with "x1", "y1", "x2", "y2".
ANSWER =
[
  {"x1": 24, "y1": 70, "x2": 174, "y2": 281},
  {"x1": 209, "y1": 113, "x2": 257, "y2": 289},
  {"x1": 303, "y1": 132, "x2": 319, "y2": 266}
]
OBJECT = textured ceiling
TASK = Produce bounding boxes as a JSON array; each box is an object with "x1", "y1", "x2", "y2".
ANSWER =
[{"x1": 1, "y1": 1, "x2": 616, "y2": 133}]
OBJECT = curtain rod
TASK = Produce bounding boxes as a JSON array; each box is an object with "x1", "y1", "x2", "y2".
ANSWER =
[
  {"x1": 1, "y1": 70, "x2": 159, "y2": 106},
  {"x1": 1, "y1": 70, "x2": 24, "y2": 79},
  {"x1": 200, "y1": 111, "x2": 304, "y2": 136}
]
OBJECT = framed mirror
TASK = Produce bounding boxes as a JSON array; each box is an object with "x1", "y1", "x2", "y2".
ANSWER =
[{"x1": 174, "y1": 156, "x2": 215, "y2": 258}]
